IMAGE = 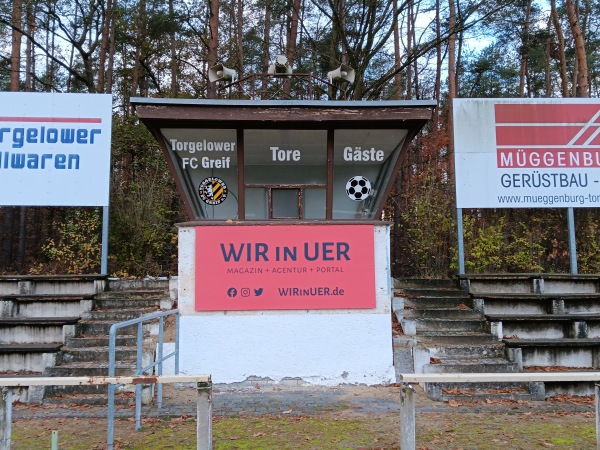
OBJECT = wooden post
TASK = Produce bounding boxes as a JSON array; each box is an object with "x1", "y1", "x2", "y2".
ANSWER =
[
  {"x1": 197, "y1": 381, "x2": 213, "y2": 450},
  {"x1": 0, "y1": 388, "x2": 12, "y2": 450},
  {"x1": 595, "y1": 383, "x2": 600, "y2": 450},
  {"x1": 400, "y1": 384, "x2": 416, "y2": 450}
]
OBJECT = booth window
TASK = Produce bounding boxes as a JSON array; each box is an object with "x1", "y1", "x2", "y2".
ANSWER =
[
  {"x1": 332, "y1": 129, "x2": 408, "y2": 219},
  {"x1": 244, "y1": 129, "x2": 327, "y2": 220},
  {"x1": 161, "y1": 128, "x2": 239, "y2": 220}
]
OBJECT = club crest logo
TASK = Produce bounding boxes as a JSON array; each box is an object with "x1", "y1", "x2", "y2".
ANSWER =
[{"x1": 199, "y1": 177, "x2": 228, "y2": 205}]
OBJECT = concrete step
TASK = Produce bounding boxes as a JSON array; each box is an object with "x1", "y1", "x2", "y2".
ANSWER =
[
  {"x1": 67, "y1": 335, "x2": 137, "y2": 348},
  {"x1": 1, "y1": 295, "x2": 94, "y2": 318},
  {"x1": 415, "y1": 318, "x2": 486, "y2": 332},
  {"x1": 505, "y1": 338, "x2": 600, "y2": 368},
  {"x1": 440, "y1": 388, "x2": 535, "y2": 402},
  {"x1": 1, "y1": 294, "x2": 94, "y2": 302},
  {"x1": 95, "y1": 289, "x2": 168, "y2": 300},
  {"x1": 475, "y1": 293, "x2": 600, "y2": 315},
  {"x1": 59, "y1": 346, "x2": 138, "y2": 363},
  {"x1": 84, "y1": 308, "x2": 159, "y2": 321},
  {"x1": 490, "y1": 316, "x2": 599, "y2": 340},
  {"x1": 418, "y1": 342, "x2": 505, "y2": 359},
  {"x1": 43, "y1": 392, "x2": 136, "y2": 405},
  {"x1": 417, "y1": 332, "x2": 499, "y2": 343},
  {"x1": 0, "y1": 344, "x2": 62, "y2": 372},
  {"x1": 77, "y1": 320, "x2": 142, "y2": 335},
  {"x1": 0, "y1": 317, "x2": 80, "y2": 344},
  {"x1": 404, "y1": 309, "x2": 481, "y2": 320},
  {"x1": 45, "y1": 361, "x2": 136, "y2": 377},
  {"x1": 94, "y1": 298, "x2": 163, "y2": 309},
  {"x1": 394, "y1": 278, "x2": 456, "y2": 289},
  {"x1": 397, "y1": 287, "x2": 469, "y2": 298},
  {"x1": 403, "y1": 297, "x2": 473, "y2": 309},
  {"x1": 423, "y1": 357, "x2": 520, "y2": 374}
]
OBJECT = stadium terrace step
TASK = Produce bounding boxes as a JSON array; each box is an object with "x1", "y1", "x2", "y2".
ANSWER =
[
  {"x1": 43, "y1": 280, "x2": 172, "y2": 404},
  {"x1": 414, "y1": 317, "x2": 486, "y2": 332},
  {"x1": 459, "y1": 273, "x2": 600, "y2": 295},
  {"x1": 423, "y1": 357, "x2": 520, "y2": 374},
  {"x1": 393, "y1": 278, "x2": 531, "y2": 402},
  {"x1": 0, "y1": 343, "x2": 63, "y2": 372},
  {"x1": 402, "y1": 296, "x2": 474, "y2": 309},
  {"x1": 486, "y1": 313, "x2": 600, "y2": 340},
  {"x1": 83, "y1": 307, "x2": 159, "y2": 322},
  {"x1": 0, "y1": 294, "x2": 94, "y2": 317},
  {"x1": 472, "y1": 293, "x2": 600, "y2": 315},
  {"x1": 503, "y1": 338, "x2": 600, "y2": 370},
  {"x1": 404, "y1": 309, "x2": 481, "y2": 320},
  {"x1": 0, "y1": 343, "x2": 63, "y2": 353},
  {"x1": 66, "y1": 335, "x2": 137, "y2": 348},
  {"x1": 0, "y1": 317, "x2": 80, "y2": 344},
  {"x1": 503, "y1": 338, "x2": 600, "y2": 347}
]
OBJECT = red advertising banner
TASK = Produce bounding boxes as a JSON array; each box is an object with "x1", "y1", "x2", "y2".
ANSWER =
[
  {"x1": 495, "y1": 103, "x2": 600, "y2": 169},
  {"x1": 195, "y1": 225, "x2": 376, "y2": 311}
]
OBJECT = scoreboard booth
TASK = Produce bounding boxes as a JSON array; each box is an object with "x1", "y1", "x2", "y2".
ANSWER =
[{"x1": 132, "y1": 98, "x2": 435, "y2": 385}]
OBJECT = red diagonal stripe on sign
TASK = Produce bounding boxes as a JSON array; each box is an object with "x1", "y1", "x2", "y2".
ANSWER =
[
  {"x1": 495, "y1": 103, "x2": 600, "y2": 124},
  {"x1": 496, "y1": 126, "x2": 589, "y2": 146}
]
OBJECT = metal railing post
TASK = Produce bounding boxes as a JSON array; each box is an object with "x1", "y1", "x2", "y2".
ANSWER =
[
  {"x1": 196, "y1": 381, "x2": 213, "y2": 450},
  {"x1": 157, "y1": 317, "x2": 164, "y2": 408},
  {"x1": 106, "y1": 309, "x2": 180, "y2": 441},
  {"x1": 135, "y1": 323, "x2": 143, "y2": 430},
  {"x1": 400, "y1": 384, "x2": 416, "y2": 450}
]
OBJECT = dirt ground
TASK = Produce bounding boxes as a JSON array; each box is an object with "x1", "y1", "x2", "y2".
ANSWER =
[{"x1": 8, "y1": 384, "x2": 598, "y2": 449}]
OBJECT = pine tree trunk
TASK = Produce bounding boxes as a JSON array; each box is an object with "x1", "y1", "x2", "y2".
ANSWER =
[
  {"x1": 519, "y1": 0, "x2": 532, "y2": 98},
  {"x1": 392, "y1": 0, "x2": 401, "y2": 100},
  {"x1": 261, "y1": 0, "x2": 271, "y2": 96},
  {"x1": 551, "y1": 0, "x2": 569, "y2": 97},
  {"x1": 11, "y1": 0, "x2": 22, "y2": 91},
  {"x1": 447, "y1": 0, "x2": 456, "y2": 180},
  {"x1": 206, "y1": 0, "x2": 219, "y2": 99},
  {"x1": 566, "y1": 0, "x2": 589, "y2": 97},
  {"x1": 169, "y1": 0, "x2": 178, "y2": 96}
]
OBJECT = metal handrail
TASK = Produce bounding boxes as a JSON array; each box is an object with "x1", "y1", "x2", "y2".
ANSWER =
[
  {"x1": 107, "y1": 308, "x2": 180, "y2": 450},
  {"x1": 0, "y1": 375, "x2": 211, "y2": 450}
]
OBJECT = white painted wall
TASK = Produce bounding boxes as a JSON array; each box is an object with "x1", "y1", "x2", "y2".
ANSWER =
[{"x1": 177, "y1": 224, "x2": 395, "y2": 385}]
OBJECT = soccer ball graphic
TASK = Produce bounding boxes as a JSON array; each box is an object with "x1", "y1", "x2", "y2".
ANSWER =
[{"x1": 345, "y1": 176, "x2": 372, "y2": 201}]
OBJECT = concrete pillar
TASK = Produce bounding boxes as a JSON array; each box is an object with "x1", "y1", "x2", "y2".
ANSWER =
[
  {"x1": 506, "y1": 347, "x2": 523, "y2": 371},
  {"x1": 18, "y1": 281, "x2": 32, "y2": 295},
  {"x1": 550, "y1": 299, "x2": 565, "y2": 315},
  {"x1": 0, "y1": 388, "x2": 12, "y2": 450},
  {"x1": 533, "y1": 278, "x2": 544, "y2": 294},
  {"x1": 471, "y1": 298, "x2": 484, "y2": 314},
  {"x1": 196, "y1": 381, "x2": 213, "y2": 450},
  {"x1": 592, "y1": 349, "x2": 600, "y2": 370},
  {"x1": 400, "y1": 384, "x2": 416, "y2": 450},
  {"x1": 488, "y1": 321, "x2": 502, "y2": 341},
  {"x1": 566, "y1": 321, "x2": 588, "y2": 339}
]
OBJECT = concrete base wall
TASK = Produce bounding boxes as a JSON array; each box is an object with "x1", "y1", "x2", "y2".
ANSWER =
[{"x1": 177, "y1": 224, "x2": 395, "y2": 386}]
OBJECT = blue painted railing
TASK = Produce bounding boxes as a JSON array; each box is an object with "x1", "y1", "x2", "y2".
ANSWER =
[{"x1": 107, "y1": 309, "x2": 180, "y2": 450}]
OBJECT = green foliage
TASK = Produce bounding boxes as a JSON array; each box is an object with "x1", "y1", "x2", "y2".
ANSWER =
[
  {"x1": 108, "y1": 115, "x2": 182, "y2": 277},
  {"x1": 35, "y1": 209, "x2": 102, "y2": 274},
  {"x1": 462, "y1": 215, "x2": 504, "y2": 273},
  {"x1": 575, "y1": 210, "x2": 600, "y2": 273}
]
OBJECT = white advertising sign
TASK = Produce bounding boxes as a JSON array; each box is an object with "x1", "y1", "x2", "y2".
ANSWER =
[
  {"x1": 0, "y1": 93, "x2": 112, "y2": 206},
  {"x1": 454, "y1": 98, "x2": 600, "y2": 208}
]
